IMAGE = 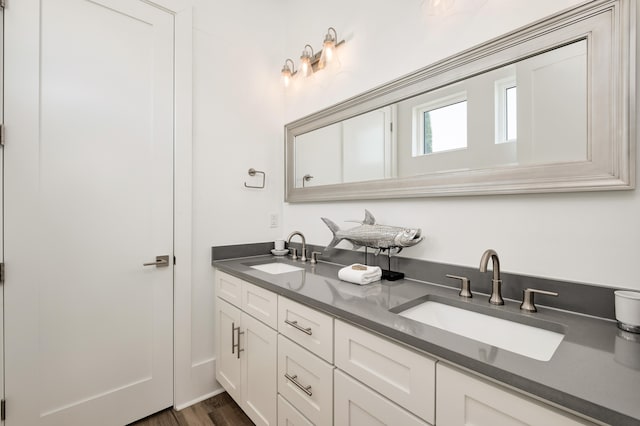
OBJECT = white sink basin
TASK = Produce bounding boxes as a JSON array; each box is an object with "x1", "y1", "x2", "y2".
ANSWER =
[
  {"x1": 398, "y1": 301, "x2": 564, "y2": 361},
  {"x1": 250, "y1": 263, "x2": 303, "y2": 274}
]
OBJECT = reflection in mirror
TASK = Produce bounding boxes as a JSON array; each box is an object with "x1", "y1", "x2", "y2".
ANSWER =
[
  {"x1": 399, "y1": 40, "x2": 587, "y2": 176},
  {"x1": 294, "y1": 106, "x2": 396, "y2": 188},
  {"x1": 294, "y1": 40, "x2": 588, "y2": 188},
  {"x1": 285, "y1": 0, "x2": 634, "y2": 202},
  {"x1": 413, "y1": 94, "x2": 468, "y2": 156},
  {"x1": 293, "y1": 41, "x2": 587, "y2": 185}
]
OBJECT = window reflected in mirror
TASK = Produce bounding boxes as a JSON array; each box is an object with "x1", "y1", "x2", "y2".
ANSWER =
[{"x1": 413, "y1": 94, "x2": 468, "y2": 156}]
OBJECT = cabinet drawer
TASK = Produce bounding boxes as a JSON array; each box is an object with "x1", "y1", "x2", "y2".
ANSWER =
[
  {"x1": 334, "y1": 369, "x2": 431, "y2": 426},
  {"x1": 278, "y1": 335, "x2": 333, "y2": 426},
  {"x1": 334, "y1": 320, "x2": 436, "y2": 424},
  {"x1": 278, "y1": 395, "x2": 314, "y2": 426},
  {"x1": 216, "y1": 271, "x2": 243, "y2": 307},
  {"x1": 436, "y1": 364, "x2": 597, "y2": 426},
  {"x1": 242, "y1": 281, "x2": 278, "y2": 329},
  {"x1": 278, "y1": 296, "x2": 333, "y2": 362}
]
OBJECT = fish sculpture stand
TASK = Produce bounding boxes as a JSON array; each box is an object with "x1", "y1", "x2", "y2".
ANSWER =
[{"x1": 321, "y1": 210, "x2": 423, "y2": 281}]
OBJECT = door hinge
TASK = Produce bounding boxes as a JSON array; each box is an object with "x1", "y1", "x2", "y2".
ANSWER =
[
  {"x1": 1, "y1": 398, "x2": 6, "y2": 421},
  {"x1": 0, "y1": 124, "x2": 5, "y2": 146},
  {"x1": 0, "y1": 263, "x2": 4, "y2": 284},
  {"x1": 0, "y1": 0, "x2": 5, "y2": 10}
]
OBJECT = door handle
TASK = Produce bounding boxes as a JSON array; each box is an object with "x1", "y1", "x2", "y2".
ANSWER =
[{"x1": 143, "y1": 255, "x2": 170, "y2": 267}]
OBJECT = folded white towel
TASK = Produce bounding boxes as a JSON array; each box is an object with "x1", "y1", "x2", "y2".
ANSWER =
[{"x1": 338, "y1": 264, "x2": 382, "y2": 285}]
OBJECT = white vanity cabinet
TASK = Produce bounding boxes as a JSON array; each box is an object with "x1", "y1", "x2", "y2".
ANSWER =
[
  {"x1": 214, "y1": 269, "x2": 604, "y2": 426},
  {"x1": 436, "y1": 364, "x2": 597, "y2": 426},
  {"x1": 215, "y1": 272, "x2": 278, "y2": 426}
]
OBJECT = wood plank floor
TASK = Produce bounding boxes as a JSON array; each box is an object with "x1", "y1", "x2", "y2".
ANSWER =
[{"x1": 128, "y1": 392, "x2": 254, "y2": 426}]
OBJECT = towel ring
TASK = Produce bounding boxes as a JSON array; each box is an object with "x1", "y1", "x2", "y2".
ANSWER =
[{"x1": 244, "y1": 168, "x2": 265, "y2": 189}]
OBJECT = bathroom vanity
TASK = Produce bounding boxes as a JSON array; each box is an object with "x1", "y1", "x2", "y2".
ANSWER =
[{"x1": 212, "y1": 254, "x2": 640, "y2": 426}]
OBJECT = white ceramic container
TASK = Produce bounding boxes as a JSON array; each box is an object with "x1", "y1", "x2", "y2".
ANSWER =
[
  {"x1": 274, "y1": 239, "x2": 285, "y2": 250},
  {"x1": 614, "y1": 290, "x2": 640, "y2": 333}
]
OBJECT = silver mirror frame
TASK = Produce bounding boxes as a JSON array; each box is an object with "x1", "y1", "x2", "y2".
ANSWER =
[{"x1": 285, "y1": 0, "x2": 635, "y2": 202}]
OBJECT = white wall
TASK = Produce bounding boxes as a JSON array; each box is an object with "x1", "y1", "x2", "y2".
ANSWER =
[
  {"x1": 185, "y1": 0, "x2": 637, "y2": 407},
  {"x1": 281, "y1": 0, "x2": 640, "y2": 291},
  {"x1": 180, "y1": 0, "x2": 286, "y2": 406}
]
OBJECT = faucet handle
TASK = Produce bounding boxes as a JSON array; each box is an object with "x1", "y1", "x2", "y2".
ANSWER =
[
  {"x1": 520, "y1": 288, "x2": 558, "y2": 312},
  {"x1": 290, "y1": 247, "x2": 298, "y2": 260},
  {"x1": 446, "y1": 274, "x2": 472, "y2": 298},
  {"x1": 310, "y1": 251, "x2": 321, "y2": 264}
]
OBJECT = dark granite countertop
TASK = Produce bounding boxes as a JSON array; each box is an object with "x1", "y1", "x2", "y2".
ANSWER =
[{"x1": 213, "y1": 255, "x2": 640, "y2": 426}]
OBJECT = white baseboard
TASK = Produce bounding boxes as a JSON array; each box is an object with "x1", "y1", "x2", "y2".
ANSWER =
[
  {"x1": 174, "y1": 357, "x2": 221, "y2": 410},
  {"x1": 174, "y1": 386, "x2": 225, "y2": 411}
]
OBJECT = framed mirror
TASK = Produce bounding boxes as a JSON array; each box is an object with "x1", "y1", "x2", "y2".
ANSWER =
[{"x1": 285, "y1": 0, "x2": 635, "y2": 202}]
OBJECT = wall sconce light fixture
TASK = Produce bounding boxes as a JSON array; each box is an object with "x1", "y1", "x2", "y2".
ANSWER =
[
  {"x1": 281, "y1": 27, "x2": 345, "y2": 87},
  {"x1": 281, "y1": 58, "x2": 297, "y2": 88},
  {"x1": 300, "y1": 45, "x2": 315, "y2": 78}
]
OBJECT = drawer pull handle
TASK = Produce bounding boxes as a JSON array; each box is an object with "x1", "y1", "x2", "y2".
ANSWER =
[
  {"x1": 232, "y1": 323, "x2": 243, "y2": 358},
  {"x1": 285, "y1": 373, "x2": 313, "y2": 396},
  {"x1": 285, "y1": 319, "x2": 312, "y2": 335},
  {"x1": 231, "y1": 322, "x2": 237, "y2": 354},
  {"x1": 236, "y1": 329, "x2": 244, "y2": 359}
]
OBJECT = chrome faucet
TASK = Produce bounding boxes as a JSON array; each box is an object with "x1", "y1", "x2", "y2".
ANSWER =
[
  {"x1": 287, "y1": 231, "x2": 307, "y2": 262},
  {"x1": 479, "y1": 249, "x2": 503, "y2": 305}
]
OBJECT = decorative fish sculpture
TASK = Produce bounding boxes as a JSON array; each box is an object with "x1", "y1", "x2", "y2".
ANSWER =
[{"x1": 322, "y1": 210, "x2": 423, "y2": 254}]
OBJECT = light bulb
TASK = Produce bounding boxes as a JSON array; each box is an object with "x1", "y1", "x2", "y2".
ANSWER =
[
  {"x1": 300, "y1": 45, "x2": 314, "y2": 78},
  {"x1": 318, "y1": 28, "x2": 337, "y2": 70},
  {"x1": 281, "y1": 59, "x2": 295, "y2": 88},
  {"x1": 282, "y1": 71, "x2": 291, "y2": 88}
]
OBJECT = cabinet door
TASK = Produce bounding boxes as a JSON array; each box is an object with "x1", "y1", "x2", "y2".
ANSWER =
[
  {"x1": 215, "y1": 298, "x2": 242, "y2": 402},
  {"x1": 334, "y1": 370, "x2": 431, "y2": 426},
  {"x1": 436, "y1": 364, "x2": 597, "y2": 426},
  {"x1": 242, "y1": 312, "x2": 277, "y2": 426}
]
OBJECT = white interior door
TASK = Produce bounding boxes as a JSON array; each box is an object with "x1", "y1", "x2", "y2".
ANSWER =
[
  {"x1": 4, "y1": 0, "x2": 175, "y2": 424},
  {"x1": 0, "y1": 3, "x2": 5, "y2": 420}
]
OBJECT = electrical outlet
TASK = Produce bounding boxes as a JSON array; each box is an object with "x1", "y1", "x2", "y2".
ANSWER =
[{"x1": 269, "y1": 213, "x2": 279, "y2": 228}]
